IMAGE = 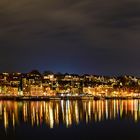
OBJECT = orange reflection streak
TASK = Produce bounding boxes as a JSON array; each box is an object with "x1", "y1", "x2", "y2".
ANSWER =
[{"x1": 0, "y1": 100, "x2": 140, "y2": 130}]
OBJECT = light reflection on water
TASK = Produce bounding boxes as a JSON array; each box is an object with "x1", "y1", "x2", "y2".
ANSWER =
[{"x1": 0, "y1": 99, "x2": 140, "y2": 130}]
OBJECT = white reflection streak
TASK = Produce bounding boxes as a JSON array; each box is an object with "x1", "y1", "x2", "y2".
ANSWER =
[
  {"x1": 114, "y1": 100, "x2": 116, "y2": 119},
  {"x1": 4, "y1": 107, "x2": 8, "y2": 132},
  {"x1": 49, "y1": 105, "x2": 54, "y2": 128},
  {"x1": 66, "y1": 100, "x2": 70, "y2": 127},
  {"x1": 75, "y1": 101, "x2": 79, "y2": 124},
  {"x1": 105, "y1": 100, "x2": 108, "y2": 120}
]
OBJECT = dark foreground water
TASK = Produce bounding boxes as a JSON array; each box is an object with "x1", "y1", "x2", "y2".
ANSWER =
[{"x1": 0, "y1": 99, "x2": 140, "y2": 140}]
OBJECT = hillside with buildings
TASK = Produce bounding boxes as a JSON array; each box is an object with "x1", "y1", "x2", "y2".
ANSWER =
[{"x1": 0, "y1": 70, "x2": 140, "y2": 98}]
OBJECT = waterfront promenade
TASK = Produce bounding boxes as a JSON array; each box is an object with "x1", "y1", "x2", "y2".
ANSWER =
[{"x1": 0, "y1": 95, "x2": 140, "y2": 101}]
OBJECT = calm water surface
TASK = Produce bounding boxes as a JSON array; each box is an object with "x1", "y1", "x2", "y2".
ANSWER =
[{"x1": 0, "y1": 99, "x2": 140, "y2": 140}]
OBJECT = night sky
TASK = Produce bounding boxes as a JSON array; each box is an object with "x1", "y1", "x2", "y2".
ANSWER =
[{"x1": 0, "y1": 0, "x2": 140, "y2": 76}]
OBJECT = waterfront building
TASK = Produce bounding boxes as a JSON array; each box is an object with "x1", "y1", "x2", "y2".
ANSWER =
[{"x1": 29, "y1": 85, "x2": 44, "y2": 96}]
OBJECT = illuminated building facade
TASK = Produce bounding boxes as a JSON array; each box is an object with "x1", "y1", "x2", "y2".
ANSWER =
[{"x1": 0, "y1": 70, "x2": 139, "y2": 98}]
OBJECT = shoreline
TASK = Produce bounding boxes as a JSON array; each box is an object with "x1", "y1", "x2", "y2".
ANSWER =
[{"x1": 0, "y1": 95, "x2": 140, "y2": 101}]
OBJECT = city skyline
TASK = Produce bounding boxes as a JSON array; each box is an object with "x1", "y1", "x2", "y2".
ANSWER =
[
  {"x1": 0, "y1": 69, "x2": 140, "y2": 99},
  {"x1": 1, "y1": 69, "x2": 140, "y2": 78}
]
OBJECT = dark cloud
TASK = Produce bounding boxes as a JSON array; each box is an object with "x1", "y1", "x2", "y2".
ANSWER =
[{"x1": 0, "y1": 0, "x2": 140, "y2": 75}]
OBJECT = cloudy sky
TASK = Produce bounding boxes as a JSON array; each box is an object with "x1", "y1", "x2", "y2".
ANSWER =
[{"x1": 0, "y1": 0, "x2": 140, "y2": 76}]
